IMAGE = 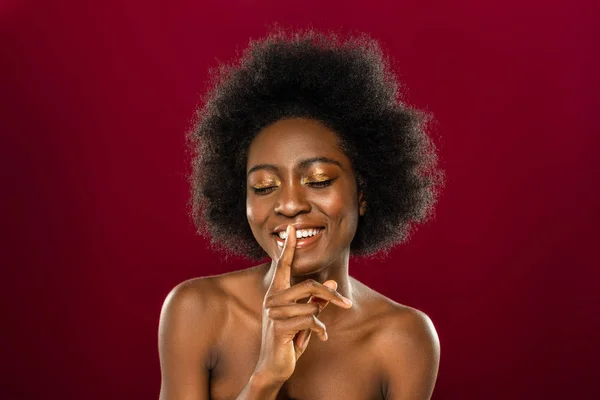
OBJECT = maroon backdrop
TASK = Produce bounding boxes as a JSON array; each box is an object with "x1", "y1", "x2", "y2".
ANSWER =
[{"x1": 2, "y1": 1, "x2": 598, "y2": 399}]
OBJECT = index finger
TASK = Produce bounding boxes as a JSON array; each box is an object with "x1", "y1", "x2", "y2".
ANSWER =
[{"x1": 268, "y1": 225, "x2": 296, "y2": 292}]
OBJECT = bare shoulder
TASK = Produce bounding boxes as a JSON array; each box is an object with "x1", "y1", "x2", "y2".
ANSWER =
[
  {"x1": 159, "y1": 266, "x2": 262, "y2": 376},
  {"x1": 352, "y1": 280, "x2": 440, "y2": 399},
  {"x1": 160, "y1": 274, "x2": 226, "y2": 319},
  {"x1": 160, "y1": 264, "x2": 266, "y2": 336},
  {"x1": 378, "y1": 301, "x2": 439, "y2": 351},
  {"x1": 160, "y1": 266, "x2": 258, "y2": 326},
  {"x1": 351, "y1": 278, "x2": 438, "y2": 342},
  {"x1": 158, "y1": 276, "x2": 225, "y2": 366},
  {"x1": 158, "y1": 271, "x2": 256, "y2": 400}
]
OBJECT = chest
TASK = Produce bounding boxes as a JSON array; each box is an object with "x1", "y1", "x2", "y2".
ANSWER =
[{"x1": 208, "y1": 321, "x2": 385, "y2": 400}]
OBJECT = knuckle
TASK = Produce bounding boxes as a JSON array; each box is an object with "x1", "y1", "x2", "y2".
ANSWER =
[
  {"x1": 317, "y1": 284, "x2": 336, "y2": 298},
  {"x1": 265, "y1": 307, "x2": 278, "y2": 319},
  {"x1": 272, "y1": 320, "x2": 284, "y2": 334},
  {"x1": 304, "y1": 279, "x2": 318, "y2": 288},
  {"x1": 326, "y1": 286, "x2": 338, "y2": 295},
  {"x1": 278, "y1": 257, "x2": 290, "y2": 267},
  {"x1": 264, "y1": 295, "x2": 276, "y2": 308},
  {"x1": 304, "y1": 314, "x2": 315, "y2": 325}
]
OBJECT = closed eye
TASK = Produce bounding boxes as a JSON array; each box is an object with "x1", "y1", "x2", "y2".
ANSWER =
[
  {"x1": 252, "y1": 187, "x2": 276, "y2": 195},
  {"x1": 251, "y1": 179, "x2": 335, "y2": 195},
  {"x1": 307, "y1": 179, "x2": 334, "y2": 188}
]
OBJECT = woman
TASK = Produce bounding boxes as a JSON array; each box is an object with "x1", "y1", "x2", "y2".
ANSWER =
[{"x1": 159, "y1": 28, "x2": 444, "y2": 400}]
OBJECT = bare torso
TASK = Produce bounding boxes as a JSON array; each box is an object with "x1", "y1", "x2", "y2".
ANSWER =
[{"x1": 194, "y1": 263, "x2": 414, "y2": 400}]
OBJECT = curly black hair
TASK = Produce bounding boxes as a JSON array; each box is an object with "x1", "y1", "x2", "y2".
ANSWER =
[{"x1": 187, "y1": 28, "x2": 444, "y2": 261}]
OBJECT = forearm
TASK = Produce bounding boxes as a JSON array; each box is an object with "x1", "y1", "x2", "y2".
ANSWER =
[{"x1": 235, "y1": 372, "x2": 285, "y2": 400}]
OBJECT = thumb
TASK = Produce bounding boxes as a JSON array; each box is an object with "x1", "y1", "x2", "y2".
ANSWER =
[
  {"x1": 323, "y1": 280, "x2": 337, "y2": 290},
  {"x1": 316, "y1": 280, "x2": 337, "y2": 312}
]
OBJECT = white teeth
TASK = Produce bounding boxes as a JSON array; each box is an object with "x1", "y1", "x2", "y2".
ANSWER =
[
  {"x1": 277, "y1": 228, "x2": 321, "y2": 240},
  {"x1": 296, "y1": 228, "x2": 318, "y2": 239}
]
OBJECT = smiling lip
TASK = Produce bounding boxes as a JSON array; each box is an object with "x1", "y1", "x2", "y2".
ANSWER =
[
  {"x1": 272, "y1": 223, "x2": 325, "y2": 234},
  {"x1": 274, "y1": 229, "x2": 324, "y2": 249}
]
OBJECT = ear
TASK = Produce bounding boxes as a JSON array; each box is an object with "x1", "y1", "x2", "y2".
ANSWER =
[{"x1": 358, "y1": 191, "x2": 367, "y2": 216}]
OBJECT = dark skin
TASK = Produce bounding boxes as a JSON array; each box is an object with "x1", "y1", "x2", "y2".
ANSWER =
[{"x1": 159, "y1": 118, "x2": 440, "y2": 400}]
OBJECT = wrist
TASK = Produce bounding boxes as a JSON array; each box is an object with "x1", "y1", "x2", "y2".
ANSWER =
[
  {"x1": 250, "y1": 370, "x2": 286, "y2": 391},
  {"x1": 236, "y1": 371, "x2": 285, "y2": 400}
]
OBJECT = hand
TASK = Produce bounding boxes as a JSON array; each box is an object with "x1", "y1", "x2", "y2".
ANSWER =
[{"x1": 252, "y1": 225, "x2": 353, "y2": 384}]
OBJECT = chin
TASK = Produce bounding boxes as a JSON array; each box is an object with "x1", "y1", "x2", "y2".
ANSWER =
[
  {"x1": 288, "y1": 252, "x2": 335, "y2": 275},
  {"x1": 290, "y1": 263, "x2": 327, "y2": 276}
]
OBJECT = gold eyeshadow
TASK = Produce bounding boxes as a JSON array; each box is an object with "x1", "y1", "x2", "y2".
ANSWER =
[
  {"x1": 301, "y1": 173, "x2": 332, "y2": 184},
  {"x1": 252, "y1": 178, "x2": 281, "y2": 189},
  {"x1": 249, "y1": 171, "x2": 333, "y2": 189}
]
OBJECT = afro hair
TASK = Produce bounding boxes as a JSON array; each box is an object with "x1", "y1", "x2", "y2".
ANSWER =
[{"x1": 187, "y1": 28, "x2": 444, "y2": 260}]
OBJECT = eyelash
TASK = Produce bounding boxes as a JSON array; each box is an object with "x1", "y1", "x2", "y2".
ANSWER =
[
  {"x1": 252, "y1": 179, "x2": 334, "y2": 195},
  {"x1": 309, "y1": 180, "x2": 333, "y2": 188}
]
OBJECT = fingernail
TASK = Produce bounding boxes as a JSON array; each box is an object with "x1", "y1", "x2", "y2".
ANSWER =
[
  {"x1": 286, "y1": 225, "x2": 291, "y2": 236},
  {"x1": 342, "y1": 297, "x2": 352, "y2": 306},
  {"x1": 323, "y1": 281, "x2": 336, "y2": 290}
]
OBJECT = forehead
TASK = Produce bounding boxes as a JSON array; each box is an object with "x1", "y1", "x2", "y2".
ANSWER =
[{"x1": 247, "y1": 118, "x2": 348, "y2": 168}]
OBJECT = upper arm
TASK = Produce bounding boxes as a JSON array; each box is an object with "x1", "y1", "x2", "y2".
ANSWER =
[
  {"x1": 379, "y1": 308, "x2": 440, "y2": 400},
  {"x1": 158, "y1": 279, "x2": 216, "y2": 400}
]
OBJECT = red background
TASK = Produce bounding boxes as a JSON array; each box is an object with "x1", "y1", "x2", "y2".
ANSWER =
[{"x1": 2, "y1": 1, "x2": 599, "y2": 399}]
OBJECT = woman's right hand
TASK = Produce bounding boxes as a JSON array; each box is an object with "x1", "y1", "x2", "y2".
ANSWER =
[{"x1": 252, "y1": 225, "x2": 353, "y2": 384}]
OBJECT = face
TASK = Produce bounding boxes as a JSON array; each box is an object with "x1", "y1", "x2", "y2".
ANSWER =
[{"x1": 246, "y1": 118, "x2": 367, "y2": 275}]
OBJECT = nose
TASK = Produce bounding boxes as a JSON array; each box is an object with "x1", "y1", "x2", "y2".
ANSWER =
[{"x1": 273, "y1": 181, "x2": 311, "y2": 217}]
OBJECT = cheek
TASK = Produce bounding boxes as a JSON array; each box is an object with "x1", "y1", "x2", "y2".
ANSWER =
[
  {"x1": 246, "y1": 202, "x2": 256, "y2": 224},
  {"x1": 246, "y1": 198, "x2": 259, "y2": 232},
  {"x1": 319, "y1": 195, "x2": 348, "y2": 216},
  {"x1": 246, "y1": 198, "x2": 280, "y2": 257},
  {"x1": 246, "y1": 198, "x2": 270, "y2": 234},
  {"x1": 318, "y1": 189, "x2": 359, "y2": 230}
]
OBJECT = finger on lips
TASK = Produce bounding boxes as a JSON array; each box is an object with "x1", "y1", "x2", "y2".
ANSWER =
[
  {"x1": 266, "y1": 225, "x2": 352, "y2": 352},
  {"x1": 270, "y1": 226, "x2": 302, "y2": 290},
  {"x1": 281, "y1": 225, "x2": 296, "y2": 262},
  {"x1": 269, "y1": 225, "x2": 296, "y2": 292}
]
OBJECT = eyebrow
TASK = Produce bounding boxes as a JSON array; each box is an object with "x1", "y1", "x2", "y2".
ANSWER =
[{"x1": 247, "y1": 156, "x2": 343, "y2": 177}]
